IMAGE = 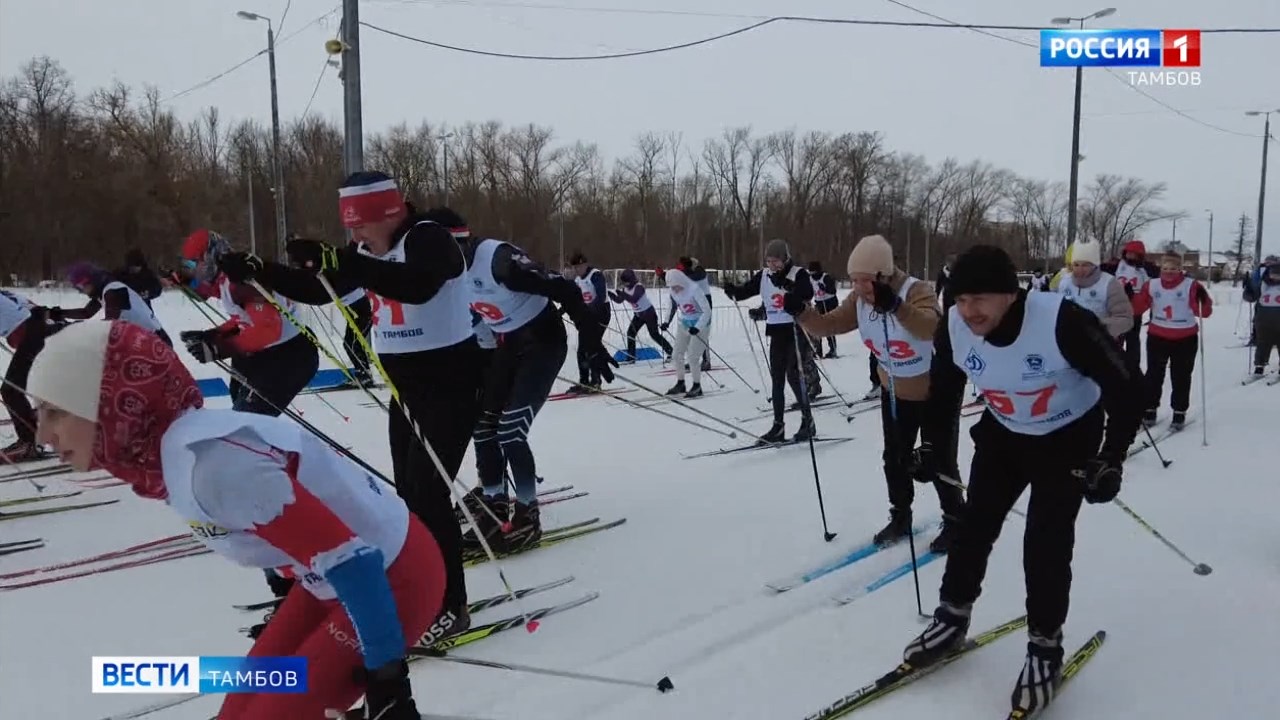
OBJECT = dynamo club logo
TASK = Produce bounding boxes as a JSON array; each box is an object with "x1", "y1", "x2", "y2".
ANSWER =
[{"x1": 963, "y1": 347, "x2": 986, "y2": 376}]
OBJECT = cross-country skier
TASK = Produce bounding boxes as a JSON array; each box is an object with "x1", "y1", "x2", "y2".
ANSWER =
[
  {"x1": 935, "y1": 256, "x2": 956, "y2": 312},
  {"x1": 788, "y1": 235, "x2": 963, "y2": 552},
  {"x1": 662, "y1": 268, "x2": 712, "y2": 398},
  {"x1": 55, "y1": 262, "x2": 171, "y2": 345},
  {"x1": 0, "y1": 289, "x2": 64, "y2": 461},
  {"x1": 673, "y1": 256, "x2": 713, "y2": 371},
  {"x1": 807, "y1": 260, "x2": 839, "y2": 358},
  {"x1": 609, "y1": 268, "x2": 672, "y2": 363},
  {"x1": 1131, "y1": 252, "x2": 1211, "y2": 429},
  {"x1": 1102, "y1": 240, "x2": 1160, "y2": 371},
  {"x1": 217, "y1": 174, "x2": 483, "y2": 637},
  {"x1": 458, "y1": 219, "x2": 615, "y2": 550},
  {"x1": 115, "y1": 248, "x2": 163, "y2": 306},
  {"x1": 903, "y1": 245, "x2": 1143, "y2": 715},
  {"x1": 176, "y1": 229, "x2": 320, "y2": 416},
  {"x1": 1028, "y1": 269, "x2": 1049, "y2": 292},
  {"x1": 1054, "y1": 240, "x2": 1134, "y2": 339},
  {"x1": 723, "y1": 239, "x2": 818, "y2": 443},
  {"x1": 566, "y1": 251, "x2": 610, "y2": 394},
  {"x1": 30, "y1": 320, "x2": 438, "y2": 720},
  {"x1": 1243, "y1": 260, "x2": 1280, "y2": 376}
]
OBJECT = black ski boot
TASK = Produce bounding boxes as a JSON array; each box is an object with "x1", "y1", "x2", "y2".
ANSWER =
[
  {"x1": 794, "y1": 415, "x2": 816, "y2": 442},
  {"x1": 1010, "y1": 631, "x2": 1065, "y2": 714},
  {"x1": 929, "y1": 520, "x2": 957, "y2": 555},
  {"x1": 757, "y1": 422, "x2": 786, "y2": 445},
  {"x1": 1170, "y1": 410, "x2": 1186, "y2": 431},
  {"x1": 565, "y1": 383, "x2": 591, "y2": 395},
  {"x1": 873, "y1": 508, "x2": 912, "y2": 546},
  {"x1": 665, "y1": 380, "x2": 687, "y2": 396},
  {"x1": 463, "y1": 493, "x2": 509, "y2": 552},
  {"x1": 503, "y1": 501, "x2": 543, "y2": 552},
  {"x1": 903, "y1": 602, "x2": 971, "y2": 666},
  {"x1": 1141, "y1": 408, "x2": 1158, "y2": 427},
  {"x1": 454, "y1": 485, "x2": 487, "y2": 523},
  {"x1": 684, "y1": 382, "x2": 703, "y2": 399},
  {"x1": 420, "y1": 602, "x2": 472, "y2": 647}
]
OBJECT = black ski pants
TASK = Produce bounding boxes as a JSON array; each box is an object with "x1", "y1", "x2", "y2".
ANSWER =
[
  {"x1": 879, "y1": 394, "x2": 964, "y2": 518},
  {"x1": 1119, "y1": 318, "x2": 1142, "y2": 372},
  {"x1": 868, "y1": 354, "x2": 881, "y2": 389},
  {"x1": 626, "y1": 308, "x2": 671, "y2": 359},
  {"x1": 1253, "y1": 310, "x2": 1280, "y2": 369},
  {"x1": 1144, "y1": 334, "x2": 1197, "y2": 413},
  {"x1": 342, "y1": 295, "x2": 374, "y2": 379},
  {"x1": 228, "y1": 332, "x2": 319, "y2": 416},
  {"x1": 768, "y1": 325, "x2": 811, "y2": 424},
  {"x1": 383, "y1": 338, "x2": 483, "y2": 613},
  {"x1": 939, "y1": 410, "x2": 1097, "y2": 638},
  {"x1": 3, "y1": 318, "x2": 63, "y2": 443},
  {"x1": 815, "y1": 297, "x2": 838, "y2": 355},
  {"x1": 575, "y1": 309, "x2": 610, "y2": 385}
]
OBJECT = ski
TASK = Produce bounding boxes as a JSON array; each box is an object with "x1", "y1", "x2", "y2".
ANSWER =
[
  {"x1": 0, "y1": 463, "x2": 73, "y2": 483},
  {"x1": 0, "y1": 537, "x2": 42, "y2": 550},
  {"x1": 0, "y1": 541, "x2": 43, "y2": 557},
  {"x1": 454, "y1": 484, "x2": 577, "y2": 522},
  {"x1": 547, "y1": 388, "x2": 634, "y2": 402},
  {"x1": 0, "y1": 490, "x2": 83, "y2": 508},
  {"x1": 765, "y1": 521, "x2": 939, "y2": 593},
  {"x1": 800, "y1": 615, "x2": 1029, "y2": 720},
  {"x1": 0, "y1": 545, "x2": 210, "y2": 590},
  {"x1": 832, "y1": 550, "x2": 944, "y2": 605},
  {"x1": 413, "y1": 591, "x2": 600, "y2": 653},
  {"x1": 651, "y1": 365, "x2": 728, "y2": 377},
  {"x1": 0, "y1": 533, "x2": 195, "y2": 580},
  {"x1": 1241, "y1": 372, "x2": 1273, "y2": 385},
  {"x1": 681, "y1": 436, "x2": 853, "y2": 460},
  {"x1": 1005, "y1": 630, "x2": 1106, "y2": 719},
  {"x1": 237, "y1": 575, "x2": 576, "y2": 615},
  {"x1": 0, "y1": 498, "x2": 120, "y2": 521},
  {"x1": 751, "y1": 394, "x2": 838, "y2": 414},
  {"x1": 1268, "y1": 374, "x2": 1280, "y2": 386},
  {"x1": 463, "y1": 518, "x2": 627, "y2": 567},
  {"x1": 628, "y1": 388, "x2": 732, "y2": 406}
]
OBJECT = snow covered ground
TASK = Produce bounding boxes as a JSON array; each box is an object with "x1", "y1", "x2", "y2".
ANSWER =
[{"x1": 0, "y1": 283, "x2": 1275, "y2": 720}]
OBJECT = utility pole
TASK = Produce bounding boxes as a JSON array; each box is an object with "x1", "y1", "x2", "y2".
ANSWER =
[
  {"x1": 1205, "y1": 209, "x2": 1214, "y2": 283},
  {"x1": 340, "y1": 0, "x2": 364, "y2": 175},
  {"x1": 235, "y1": 10, "x2": 288, "y2": 260},
  {"x1": 247, "y1": 171, "x2": 257, "y2": 255}
]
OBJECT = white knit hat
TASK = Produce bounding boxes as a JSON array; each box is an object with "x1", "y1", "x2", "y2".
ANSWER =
[
  {"x1": 28, "y1": 320, "x2": 111, "y2": 422},
  {"x1": 846, "y1": 235, "x2": 895, "y2": 277},
  {"x1": 665, "y1": 268, "x2": 691, "y2": 291},
  {"x1": 1072, "y1": 241, "x2": 1101, "y2": 267}
]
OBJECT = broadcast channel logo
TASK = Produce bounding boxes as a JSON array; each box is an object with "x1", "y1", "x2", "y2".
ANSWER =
[
  {"x1": 91, "y1": 656, "x2": 307, "y2": 694},
  {"x1": 1040, "y1": 29, "x2": 1202, "y2": 87}
]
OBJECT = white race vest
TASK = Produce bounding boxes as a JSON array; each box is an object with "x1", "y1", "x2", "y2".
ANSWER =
[
  {"x1": 856, "y1": 277, "x2": 933, "y2": 378},
  {"x1": 102, "y1": 281, "x2": 164, "y2": 335},
  {"x1": 948, "y1": 292, "x2": 1102, "y2": 436},
  {"x1": 575, "y1": 268, "x2": 602, "y2": 305},
  {"x1": 695, "y1": 275, "x2": 712, "y2": 296},
  {"x1": 1030, "y1": 275, "x2": 1048, "y2": 291},
  {"x1": 0, "y1": 290, "x2": 32, "y2": 339},
  {"x1": 467, "y1": 239, "x2": 550, "y2": 333},
  {"x1": 217, "y1": 278, "x2": 300, "y2": 350},
  {"x1": 1258, "y1": 282, "x2": 1280, "y2": 307},
  {"x1": 623, "y1": 286, "x2": 653, "y2": 314},
  {"x1": 669, "y1": 284, "x2": 705, "y2": 328},
  {"x1": 760, "y1": 267, "x2": 801, "y2": 325},
  {"x1": 358, "y1": 221, "x2": 474, "y2": 355},
  {"x1": 1058, "y1": 272, "x2": 1116, "y2": 319},
  {"x1": 161, "y1": 409, "x2": 409, "y2": 601},
  {"x1": 1146, "y1": 276, "x2": 1197, "y2": 330},
  {"x1": 812, "y1": 274, "x2": 834, "y2": 302},
  {"x1": 1113, "y1": 262, "x2": 1149, "y2": 292}
]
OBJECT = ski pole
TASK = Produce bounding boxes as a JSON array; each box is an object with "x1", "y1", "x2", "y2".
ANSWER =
[
  {"x1": 414, "y1": 652, "x2": 675, "y2": 693},
  {"x1": 791, "y1": 323, "x2": 836, "y2": 543},
  {"x1": 1197, "y1": 313, "x2": 1208, "y2": 446},
  {"x1": 1136, "y1": 417, "x2": 1172, "y2": 468},
  {"x1": 1112, "y1": 497, "x2": 1213, "y2": 576},
  {"x1": 881, "y1": 313, "x2": 926, "y2": 620},
  {"x1": 733, "y1": 301, "x2": 770, "y2": 391},
  {"x1": 656, "y1": 326, "x2": 726, "y2": 391},
  {"x1": 559, "y1": 375, "x2": 737, "y2": 439},
  {"x1": 932, "y1": 472, "x2": 1026, "y2": 519},
  {"x1": 609, "y1": 368, "x2": 762, "y2": 440},
  {"x1": 809, "y1": 346, "x2": 854, "y2": 407}
]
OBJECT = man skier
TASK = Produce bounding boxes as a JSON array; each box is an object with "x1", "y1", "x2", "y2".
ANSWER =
[
  {"x1": 807, "y1": 260, "x2": 840, "y2": 358},
  {"x1": 57, "y1": 262, "x2": 171, "y2": 345},
  {"x1": 31, "y1": 320, "x2": 438, "y2": 720},
  {"x1": 115, "y1": 248, "x2": 164, "y2": 306},
  {"x1": 1102, "y1": 240, "x2": 1160, "y2": 371},
  {"x1": 902, "y1": 245, "x2": 1143, "y2": 715},
  {"x1": 1131, "y1": 252, "x2": 1212, "y2": 429},
  {"x1": 566, "y1": 252, "x2": 611, "y2": 393},
  {"x1": 0, "y1": 289, "x2": 64, "y2": 461},
  {"x1": 1243, "y1": 260, "x2": 1280, "y2": 376},
  {"x1": 609, "y1": 268, "x2": 672, "y2": 362}
]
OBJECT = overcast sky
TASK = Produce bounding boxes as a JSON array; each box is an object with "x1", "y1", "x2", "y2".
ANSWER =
[{"x1": 2, "y1": 0, "x2": 1277, "y2": 254}]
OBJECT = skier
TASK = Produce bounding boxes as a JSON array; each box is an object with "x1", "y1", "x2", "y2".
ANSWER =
[
  {"x1": 458, "y1": 222, "x2": 615, "y2": 550},
  {"x1": 176, "y1": 228, "x2": 320, "y2": 417},
  {"x1": 55, "y1": 262, "x2": 171, "y2": 345},
  {"x1": 1027, "y1": 269, "x2": 1049, "y2": 292},
  {"x1": 723, "y1": 239, "x2": 818, "y2": 443},
  {"x1": 115, "y1": 248, "x2": 164, "y2": 306},
  {"x1": 903, "y1": 245, "x2": 1143, "y2": 715},
  {"x1": 807, "y1": 260, "x2": 839, "y2": 358},
  {"x1": 0, "y1": 289, "x2": 64, "y2": 461},
  {"x1": 1130, "y1": 252, "x2": 1212, "y2": 429},
  {"x1": 1243, "y1": 260, "x2": 1280, "y2": 374},
  {"x1": 1102, "y1": 240, "x2": 1160, "y2": 371},
  {"x1": 565, "y1": 252, "x2": 610, "y2": 393},
  {"x1": 1054, "y1": 240, "x2": 1134, "y2": 339},
  {"x1": 218, "y1": 174, "x2": 483, "y2": 636},
  {"x1": 1048, "y1": 243, "x2": 1074, "y2": 291},
  {"x1": 789, "y1": 235, "x2": 963, "y2": 552},
  {"x1": 935, "y1": 256, "x2": 956, "y2": 312},
  {"x1": 662, "y1": 267, "x2": 712, "y2": 399},
  {"x1": 608, "y1": 268, "x2": 672, "y2": 363},
  {"x1": 30, "y1": 320, "x2": 438, "y2": 720}
]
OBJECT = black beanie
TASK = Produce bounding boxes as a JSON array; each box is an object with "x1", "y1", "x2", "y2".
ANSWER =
[{"x1": 947, "y1": 245, "x2": 1020, "y2": 296}]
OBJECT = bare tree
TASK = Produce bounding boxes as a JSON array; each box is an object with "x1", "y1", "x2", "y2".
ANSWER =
[{"x1": 1079, "y1": 174, "x2": 1181, "y2": 258}]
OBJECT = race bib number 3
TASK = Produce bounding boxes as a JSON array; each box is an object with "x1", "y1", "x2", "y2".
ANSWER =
[
  {"x1": 471, "y1": 301, "x2": 506, "y2": 322},
  {"x1": 863, "y1": 337, "x2": 917, "y2": 360}
]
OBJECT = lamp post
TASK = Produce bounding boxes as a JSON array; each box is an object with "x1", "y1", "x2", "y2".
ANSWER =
[
  {"x1": 236, "y1": 10, "x2": 287, "y2": 260},
  {"x1": 1051, "y1": 7, "x2": 1117, "y2": 248},
  {"x1": 437, "y1": 132, "x2": 455, "y2": 206},
  {"x1": 1245, "y1": 109, "x2": 1278, "y2": 266}
]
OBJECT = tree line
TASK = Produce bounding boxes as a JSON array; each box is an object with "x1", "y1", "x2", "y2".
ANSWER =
[{"x1": 1, "y1": 56, "x2": 1191, "y2": 283}]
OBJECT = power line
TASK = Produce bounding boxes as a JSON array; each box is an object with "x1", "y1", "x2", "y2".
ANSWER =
[
  {"x1": 300, "y1": 57, "x2": 334, "y2": 117},
  {"x1": 279, "y1": 0, "x2": 295, "y2": 35}
]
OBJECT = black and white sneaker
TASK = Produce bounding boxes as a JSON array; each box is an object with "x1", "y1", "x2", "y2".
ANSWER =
[
  {"x1": 903, "y1": 603, "x2": 971, "y2": 666},
  {"x1": 1010, "y1": 631, "x2": 1064, "y2": 714}
]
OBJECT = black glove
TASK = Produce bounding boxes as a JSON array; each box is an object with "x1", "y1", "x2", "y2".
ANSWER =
[
  {"x1": 360, "y1": 659, "x2": 420, "y2": 720},
  {"x1": 659, "y1": 321, "x2": 670, "y2": 332},
  {"x1": 688, "y1": 326, "x2": 700, "y2": 336},
  {"x1": 782, "y1": 293, "x2": 807, "y2": 316},
  {"x1": 722, "y1": 281, "x2": 739, "y2": 297},
  {"x1": 907, "y1": 442, "x2": 940, "y2": 484},
  {"x1": 871, "y1": 281, "x2": 901, "y2": 314},
  {"x1": 1077, "y1": 455, "x2": 1122, "y2": 504},
  {"x1": 217, "y1": 252, "x2": 264, "y2": 284},
  {"x1": 286, "y1": 238, "x2": 343, "y2": 272},
  {"x1": 180, "y1": 328, "x2": 234, "y2": 364},
  {"x1": 47, "y1": 307, "x2": 66, "y2": 323},
  {"x1": 1194, "y1": 283, "x2": 1209, "y2": 303},
  {"x1": 748, "y1": 306, "x2": 765, "y2": 322},
  {"x1": 769, "y1": 272, "x2": 794, "y2": 292}
]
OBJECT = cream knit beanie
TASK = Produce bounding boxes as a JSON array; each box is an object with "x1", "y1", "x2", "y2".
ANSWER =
[
  {"x1": 846, "y1": 235, "x2": 895, "y2": 277},
  {"x1": 28, "y1": 320, "x2": 111, "y2": 422}
]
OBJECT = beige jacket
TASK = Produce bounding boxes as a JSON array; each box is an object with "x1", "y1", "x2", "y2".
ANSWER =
[
  {"x1": 797, "y1": 270, "x2": 939, "y2": 401},
  {"x1": 1063, "y1": 271, "x2": 1134, "y2": 337}
]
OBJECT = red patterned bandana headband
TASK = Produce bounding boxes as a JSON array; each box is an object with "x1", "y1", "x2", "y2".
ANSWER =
[{"x1": 338, "y1": 178, "x2": 404, "y2": 228}]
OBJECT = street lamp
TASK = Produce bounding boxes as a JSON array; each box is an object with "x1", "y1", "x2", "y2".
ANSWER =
[
  {"x1": 237, "y1": 10, "x2": 287, "y2": 261},
  {"x1": 437, "y1": 132, "x2": 455, "y2": 206},
  {"x1": 1245, "y1": 109, "x2": 1279, "y2": 267},
  {"x1": 1052, "y1": 7, "x2": 1117, "y2": 248}
]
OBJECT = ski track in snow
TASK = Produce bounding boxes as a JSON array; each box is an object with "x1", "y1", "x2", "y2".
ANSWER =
[{"x1": 1, "y1": 285, "x2": 1277, "y2": 719}]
